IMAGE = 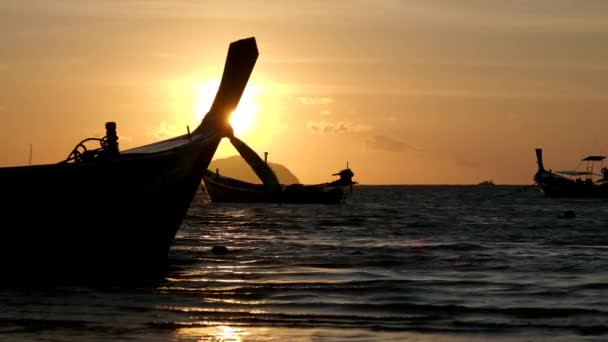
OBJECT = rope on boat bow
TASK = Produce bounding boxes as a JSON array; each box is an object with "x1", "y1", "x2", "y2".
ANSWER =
[
  {"x1": 59, "y1": 122, "x2": 119, "y2": 164},
  {"x1": 61, "y1": 137, "x2": 108, "y2": 164}
]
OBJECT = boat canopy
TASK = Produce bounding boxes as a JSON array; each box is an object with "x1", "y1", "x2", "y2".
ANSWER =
[{"x1": 582, "y1": 156, "x2": 606, "y2": 161}]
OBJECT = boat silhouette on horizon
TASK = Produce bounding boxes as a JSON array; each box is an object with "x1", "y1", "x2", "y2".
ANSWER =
[
  {"x1": 534, "y1": 148, "x2": 608, "y2": 197},
  {"x1": 478, "y1": 180, "x2": 495, "y2": 186},
  {"x1": 0, "y1": 37, "x2": 259, "y2": 276}
]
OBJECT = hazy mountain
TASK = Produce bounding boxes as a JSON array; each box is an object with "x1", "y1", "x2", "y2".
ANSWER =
[{"x1": 208, "y1": 155, "x2": 300, "y2": 185}]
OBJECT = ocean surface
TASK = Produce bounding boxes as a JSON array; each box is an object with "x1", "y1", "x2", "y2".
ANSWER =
[{"x1": 1, "y1": 185, "x2": 607, "y2": 341}]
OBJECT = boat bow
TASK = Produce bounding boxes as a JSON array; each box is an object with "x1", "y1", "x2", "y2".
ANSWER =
[{"x1": 0, "y1": 37, "x2": 261, "y2": 275}]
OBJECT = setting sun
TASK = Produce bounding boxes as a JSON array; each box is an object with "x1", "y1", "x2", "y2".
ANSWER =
[
  {"x1": 194, "y1": 80, "x2": 259, "y2": 137},
  {"x1": 4, "y1": 3, "x2": 608, "y2": 342}
]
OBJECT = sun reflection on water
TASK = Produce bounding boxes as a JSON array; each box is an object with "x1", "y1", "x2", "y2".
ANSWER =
[
  {"x1": 175, "y1": 325, "x2": 251, "y2": 342},
  {"x1": 172, "y1": 326, "x2": 480, "y2": 341}
]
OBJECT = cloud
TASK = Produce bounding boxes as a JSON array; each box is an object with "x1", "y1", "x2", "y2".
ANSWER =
[
  {"x1": 292, "y1": 96, "x2": 334, "y2": 105},
  {"x1": 307, "y1": 121, "x2": 371, "y2": 134},
  {"x1": 383, "y1": 116, "x2": 398, "y2": 122},
  {"x1": 266, "y1": 56, "x2": 382, "y2": 65},
  {"x1": 455, "y1": 158, "x2": 479, "y2": 169},
  {"x1": 148, "y1": 121, "x2": 180, "y2": 139},
  {"x1": 365, "y1": 135, "x2": 410, "y2": 152}
]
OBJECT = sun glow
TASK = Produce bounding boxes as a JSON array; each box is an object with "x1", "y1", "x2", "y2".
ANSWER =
[
  {"x1": 167, "y1": 77, "x2": 287, "y2": 159},
  {"x1": 194, "y1": 80, "x2": 259, "y2": 137}
]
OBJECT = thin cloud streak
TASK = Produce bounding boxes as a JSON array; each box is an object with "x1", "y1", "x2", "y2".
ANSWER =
[
  {"x1": 455, "y1": 158, "x2": 479, "y2": 169},
  {"x1": 148, "y1": 121, "x2": 181, "y2": 140},
  {"x1": 292, "y1": 96, "x2": 334, "y2": 105},
  {"x1": 365, "y1": 135, "x2": 414, "y2": 153},
  {"x1": 308, "y1": 121, "x2": 371, "y2": 134},
  {"x1": 264, "y1": 56, "x2": 383, "y2": 65},
  {"x1": 290, "y1": 83, "x2": 608, "y2": 102}
]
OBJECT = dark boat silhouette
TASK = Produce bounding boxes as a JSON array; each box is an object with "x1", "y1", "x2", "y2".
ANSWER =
[
  {"x1": 202, "y1": 136, "x2": 356, "y2": 204},
  {"x1": 478, "y1": 180, "x2": 495, "y2": 186},
  {"x1": 534, "y1": 148, "x2": 608, "y2": 197},
  {"x1": 203, "y1": 168, "x2": 356, "y2": 204},
  {"x1": 0, "y1": 37, "x2": 259, "y2": 275}
]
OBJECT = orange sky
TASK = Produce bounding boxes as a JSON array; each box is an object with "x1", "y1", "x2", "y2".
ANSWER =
[{"x1": 2, "y1": 0, "x2": 608, "y2": 184}]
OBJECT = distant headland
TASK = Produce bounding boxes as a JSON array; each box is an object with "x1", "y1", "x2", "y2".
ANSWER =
[{"x1": 209, "y1": 155, "x2": 300, "y2": 185}]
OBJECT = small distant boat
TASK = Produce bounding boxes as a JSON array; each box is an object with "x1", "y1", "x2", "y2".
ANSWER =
[
  {"x1": 203, "y1": 167, "x2": 357, "y2": 204},
  {"x1": 0, "y1": 37, "x2": 259, "y2": 274},
  {"x1": 534, "y1": 148, "x2": 608, "y2": 197},
  {"x1": 478, "y1": 180, "x2": 495, "y2": 186}
]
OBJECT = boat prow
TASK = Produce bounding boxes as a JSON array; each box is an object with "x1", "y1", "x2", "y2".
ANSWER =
[{"x1": 0, "y1": 37, "x2": 259, "y2": 276}]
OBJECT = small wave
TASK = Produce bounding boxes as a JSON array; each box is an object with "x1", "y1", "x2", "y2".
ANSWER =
[
  {"x1": 569, "y1": 282, "x2": 608, "y2": 290},
  {"x1": 424, "y1": 242, "x2": 489, "y2": 252},
  {"x1": 406, "y1": 221, "x2": 439, "y2": 228},
  {"x1": 0, "y1": 318, "x2": 88, "y2": 332},
  {"x1": 148, "y1": 303, "x2": 608, "y2": 334}
]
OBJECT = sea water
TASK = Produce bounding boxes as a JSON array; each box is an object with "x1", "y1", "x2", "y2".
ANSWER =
[{"x1": 1, "y1": 186, "x2": 607, "y2": 341}]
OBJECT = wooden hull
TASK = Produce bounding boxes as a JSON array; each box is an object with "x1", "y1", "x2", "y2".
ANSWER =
[
  {"x1": 0, "y1": 135, "x2": 221, "y2": 275},
  {"x1": 534, "y1": 148, "x2": 608, "y2": 198},
  {"x1": 203, "y1": 170, "x2": 349, "y2": 205},
  {"x1": 0, "y1": 37, "x2": 259, "y2": 276},
  {"x1": 537, "y1": 179, "x2": 608, "y2": 198}
]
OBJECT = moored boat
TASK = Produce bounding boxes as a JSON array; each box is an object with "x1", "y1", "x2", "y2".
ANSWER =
[
  {"x1": 0, "y1": 37, "x2": 259, "y2": 275},
  {"x1": 478, "y1": 180, "x2": 495, "y2": 186},
  {"x1": 534, "y1": 148, "x2": 608, "y2": 197},
  {"x1": 203, "y1": 167, "x2": 357, "y2": 204},
  {"x1": 202, "y1": 132, "x2": 356, "y2": 204}
]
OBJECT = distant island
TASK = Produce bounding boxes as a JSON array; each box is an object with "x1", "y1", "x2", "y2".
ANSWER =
[{"x1": 208, "y1": 155, "x2": 300, "y2": 184}]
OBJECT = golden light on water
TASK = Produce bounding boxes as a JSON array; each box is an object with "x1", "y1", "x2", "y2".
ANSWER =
[
  {"x1": 217, "y1": 326, "x2": 244, "y2": 341},
  {"x1": 172, "y1": 325, "x2": 470, "y2": 341},
  {"x1": 175, "y1": 325, "x2": 251, "y2": 342}
]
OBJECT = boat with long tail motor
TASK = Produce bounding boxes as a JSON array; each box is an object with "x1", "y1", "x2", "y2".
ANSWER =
[
  {"x1": 534, "y1": 148, "x2": 608, "y2": 197},
  {"x1": 202, "y1": 136, "x2": 357, "y2": 204}
]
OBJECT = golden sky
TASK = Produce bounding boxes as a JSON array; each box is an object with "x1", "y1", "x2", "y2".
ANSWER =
[{"x1": 2, "y1": 0, "x2": 608, "y2": 184}]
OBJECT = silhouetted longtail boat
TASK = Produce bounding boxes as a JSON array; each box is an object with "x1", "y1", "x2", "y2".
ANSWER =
[
  {"x1": 202, "y1": 136, "x2": 357, "y2": 204},
  {"x1": 0, "y1": 37, "x2": 259, "y2": 275},
  {"x1": 203, "y1": 168, "x2": 357, "y2": 204},
  {"x1": 534, "y1": 148, "x2": 608, "y2": 197}
]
